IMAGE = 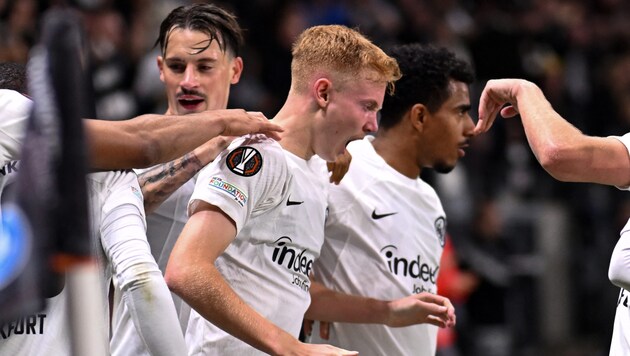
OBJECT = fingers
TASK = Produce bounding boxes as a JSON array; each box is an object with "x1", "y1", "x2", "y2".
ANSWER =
[
  {"x1": 319, "y1": 321, "x2": 331, "y2": 340},
  {"x1": 413, "y1": 292, "x2": 456, "y2": 327},
  {"x1": 424, "y1": 315, "x2": 448, "y2": 328},
  {"x1": 331, "y1": 346, "x2": 358, "y2": 356},
  {"x1": 327, "y1": 162, "x2": 347, "y2": 184},
  {"x1": 303, "y1": 319, "x2": 314, "y2": 337},
  {"x1": 304, "y1": 343, "x2": 358, "y2": 355},
  {"x1": 247, "y1": 112, "x2": 283, "y2": 140},
  {"x1": 327, "y1": 149, "x2": 352, "y2": 184},
  {"x1": 475, "y1": 89, "x2": 500, "y2": 135},
  {"x1": 500, "y1": 105, "x2": 519, "y2": 118},
  {"x1": 223, "y1": 110, "x2": 283, "y2": 140},
  {"x1": 443, "y1": 298, "x2": 456, "y2": 327}
]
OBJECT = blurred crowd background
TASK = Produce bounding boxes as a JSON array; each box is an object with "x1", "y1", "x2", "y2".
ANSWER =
[{"x1": 3, "y1": 0, "x2": 630, "y2": 355}]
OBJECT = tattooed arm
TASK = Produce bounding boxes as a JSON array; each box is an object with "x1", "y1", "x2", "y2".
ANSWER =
[{"x1": 138, "y1": 136, "x2": 234, "y2": 214}]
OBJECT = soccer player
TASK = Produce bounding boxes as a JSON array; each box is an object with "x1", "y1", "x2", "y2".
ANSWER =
[
  {"x1": 306, "y1": 43, "x2": 474, "y2": 355},
  {"x1": 473, "y1": 78, "x2": 630, "y2": 355},
  {"x1": 165, "y1": 24, "x2": 455, "y2": 355},
  {"x1": 134, "y1": 4, "x2": 352, "y2": 334},
  {"x1": 131, "y1": 4, "x2": 247, "y2": 331},
  {"x1": 0, "y1": 66, "x2": 280, "y2": 355}
]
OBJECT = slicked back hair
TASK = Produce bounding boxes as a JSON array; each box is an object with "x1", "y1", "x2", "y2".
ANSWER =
[{"x1": 156, "y1": 3, "x2": 244, "y2": 58}]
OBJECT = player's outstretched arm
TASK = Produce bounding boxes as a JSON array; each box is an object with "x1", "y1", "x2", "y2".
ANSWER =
[
  {"x1": 85, "y1": 109, "x2": 282, "y2": 170},
  {"x1": 475, "y1": 79, "x2": 630, "y2": 187},
  {"x1": 306, "y1": 281, "x2": 455, "y2": 328},
  {"x1": 164, "y1": 202, "x2": 356, "y2": 356}
]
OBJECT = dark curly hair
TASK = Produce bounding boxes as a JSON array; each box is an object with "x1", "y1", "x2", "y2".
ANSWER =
[
  {"x1": 0, "y1": 62, "x2": 27, "y2": 94},
  {"x1": 379, "y1": 44, "x2": 474, "y2": 130},
  {"x1": 156, "y1": 3, "x2": 244, "y2": 58}
]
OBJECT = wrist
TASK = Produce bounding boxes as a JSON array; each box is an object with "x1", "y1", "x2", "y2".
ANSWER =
[
  {"x1": 266, "y1": 329, "x2": 299, "y2": 356},
  {"x1": 369, "y1": 298, "x2": 393, "y2": 326}
]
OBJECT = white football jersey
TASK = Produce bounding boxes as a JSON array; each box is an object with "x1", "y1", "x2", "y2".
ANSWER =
[
  {"x1": 0, "y1": 89, "x2": 29, "y2": 218},
  {"x1": 609, "y1": 133, "x2": 630, "y2": 355},
  {"x1": 610, "y1": 224, "x2": 630, "y2": 356},
  {"x1": 185, "y1": 134, "x2": 329, "y2": 355},
  {"x1": 310, "y1": 136, "x2": 446, "y2": 356},
  {"x1": 0, "y1": 89, "x2": 29, "y2": 163},
  {"x1": 0, "y1": 91, "x2": 73, "y2": 356}
]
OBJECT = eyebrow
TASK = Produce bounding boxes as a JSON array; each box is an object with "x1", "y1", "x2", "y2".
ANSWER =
[
  {"x1": 361, "y1": 100, "x2": 381, "y2": 111},
  {"x1": 164, "y1": 57, "x2": 218, "y2": 64}
]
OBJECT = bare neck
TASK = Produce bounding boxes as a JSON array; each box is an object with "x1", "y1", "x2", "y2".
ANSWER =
[
  {"x1": 372, "y1": 127, "x2": 421, "y2": 179},
  {"x1": 272, "y1": 94, "x2": 317, "y2": 160}
]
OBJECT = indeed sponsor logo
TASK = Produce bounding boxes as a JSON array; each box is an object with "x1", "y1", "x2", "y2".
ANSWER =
[
  {"x1": 380, "y1": 245, "x2": 439, "y2": 287},
  {"x1": 271, "y1": 236, "x2": 314, "y2": 291}
]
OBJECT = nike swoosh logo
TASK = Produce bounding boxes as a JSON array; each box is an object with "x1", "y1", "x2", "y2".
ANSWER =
[
  {"x1": 286, "y1": 195, "x2": 304, "y2": 206},
  {"x1": 371, "y1": 209, "x2": 397, "y2": 219}
]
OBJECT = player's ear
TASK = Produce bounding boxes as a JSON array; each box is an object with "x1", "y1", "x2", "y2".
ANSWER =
[
  {"x1": 314, "y1": 78, "x2": 332, "y2": 108},
  {"x1": 230, "y1": 56, "x2": 243, "y2": 84},
  {"x1": 410, "y1": 103, "x2": 427, "y2": 132},
  {"x1": 157, "y1": 56, "x2": 165, "y2": 83}
]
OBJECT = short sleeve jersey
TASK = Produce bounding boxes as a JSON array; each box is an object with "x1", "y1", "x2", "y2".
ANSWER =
[
  {"x1": 310, "y1": 136, "x2": 446, "y2": 356},
  {"x1": 185, "y1": 134, "x2": 329, "y2": 355},
  {"x1": 609, "y1": 133, "x2": 630, "y2": 355}
]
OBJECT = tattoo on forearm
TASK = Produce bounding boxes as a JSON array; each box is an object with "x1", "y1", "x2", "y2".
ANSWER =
[{"x1": 137, "y1": 152, "x2": 205, "y2": 213}]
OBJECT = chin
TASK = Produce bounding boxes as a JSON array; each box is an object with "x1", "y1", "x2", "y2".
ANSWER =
[{"x1": 434, "y1": 162, "x2": 455, "y2": 174}]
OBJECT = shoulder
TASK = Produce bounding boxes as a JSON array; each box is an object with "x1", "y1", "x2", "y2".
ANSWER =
[
  {"x1": 220, "y1": 134, "x2": 286, "y2": 178},
  {"x1": 0, "y1": 90, "x2": 32, "y2": 159},
  {"x1": 0, "y1": 89, "x2": 32, "y2": 110}
]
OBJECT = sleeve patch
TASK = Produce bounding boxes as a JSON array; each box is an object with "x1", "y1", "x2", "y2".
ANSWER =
[
  {"x1": 226, "y1": 146, "x2": 263, "y2": 177},
  {"x1": 208, "y1": 177, "x2": 248, "y2": 207}
]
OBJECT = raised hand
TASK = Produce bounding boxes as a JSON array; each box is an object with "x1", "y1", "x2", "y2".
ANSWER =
[{"x1": 475, "y1": 79, "x2": 527, "y2": 134}]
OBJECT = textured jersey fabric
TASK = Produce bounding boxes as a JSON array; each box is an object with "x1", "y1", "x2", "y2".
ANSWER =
[
  {"x1": 310, "y1": 136, "x2": 446, "y2": 356},
  {"x1": 185, "y1": 134, "x2": 329, "y2": 355},
  {"x1": 609, "y1": 133, "x2": 630, "y2": 355},
  {"x1": 0, "y1": 89, "x2": 29, "y2": 162}
]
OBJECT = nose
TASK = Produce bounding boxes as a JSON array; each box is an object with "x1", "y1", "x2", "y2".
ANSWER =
[
  {"x1": 181, "y1": 65, "x2": 199, "y2": 90},
  {"x1": 464, "y1": 113, "x2": 475, "y2": 137},
  {"x1": 364, "y1": 112, "x2": 378, "y2": 133}
]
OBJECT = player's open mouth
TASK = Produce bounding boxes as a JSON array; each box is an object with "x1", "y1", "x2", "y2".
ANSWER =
[{"x1": 178, "y1": 98, "x2": 204, "y2": 110}]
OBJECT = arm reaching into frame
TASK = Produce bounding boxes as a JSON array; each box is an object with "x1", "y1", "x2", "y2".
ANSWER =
[
  {"x1": 85, "y1": 109, "x2": 282, "y2": 170},
  {"x1": 475, "y1": 79, "x2": 630, "y2": 187}
]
